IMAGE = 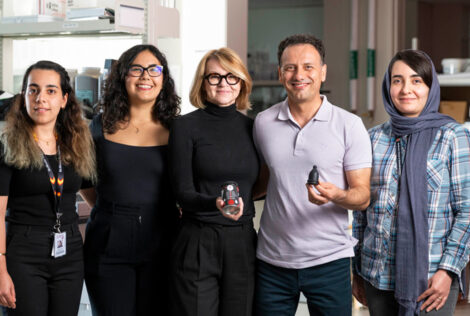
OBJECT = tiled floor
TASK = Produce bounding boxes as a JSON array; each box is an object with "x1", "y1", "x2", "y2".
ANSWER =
[
  {"x1": 78, "y1": 278, "x2": 470, "y2": 316},
  {"x1": 78, "y1": 300, "x2": 470, "y2": 316}
]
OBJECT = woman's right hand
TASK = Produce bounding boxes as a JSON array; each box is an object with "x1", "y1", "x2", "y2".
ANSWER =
[
  {"x1": 216, "y1": 197, "x2": 244, "y2": 221},
  {"x1": 0, "y1": 271, "x2": 16, "y2": 309}
]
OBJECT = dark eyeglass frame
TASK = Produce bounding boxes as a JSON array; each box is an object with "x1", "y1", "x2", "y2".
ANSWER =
[
  {"x1": 204, "y1": 73, "x2": 241, "y2": 86},
  {"x1": 127, "y1": 65, "x2": 164, "y2": 77}
]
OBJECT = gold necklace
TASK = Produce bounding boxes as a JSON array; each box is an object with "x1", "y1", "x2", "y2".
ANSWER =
[
  {"x1": 130, "y1": 121, "x2": 140, "y2": 133},
  {"x1": 33, "y1": 133, "x2": 57, "y2": 146},
  {"x1": 129, "y1": 120, "x2": 152, "y2": 134}
]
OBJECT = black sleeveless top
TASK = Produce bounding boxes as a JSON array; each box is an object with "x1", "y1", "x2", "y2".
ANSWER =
[{"x1": 86, "y1": 115, "x2": 178, "y2": 262}]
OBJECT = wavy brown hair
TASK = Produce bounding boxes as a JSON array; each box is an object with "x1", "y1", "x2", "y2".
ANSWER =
[
  {"x1": 99, "y1": 44, "x2": 181, "y2": 133},
  {"x1": 1, "y1": 60, "x2": 96, "y2": 181}
]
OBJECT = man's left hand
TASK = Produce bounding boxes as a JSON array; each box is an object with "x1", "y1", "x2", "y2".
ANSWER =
[
  {"x1": 417, "y1": 269, "x2": 453, "y2": 312},
  {"x1": 306, "y1": 181, "x2": 346, "y2": 205}
]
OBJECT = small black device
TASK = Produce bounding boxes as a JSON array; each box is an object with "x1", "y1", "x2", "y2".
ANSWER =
[{"x1": 307, "y1": 165, "x2": 319, "y2": 185}]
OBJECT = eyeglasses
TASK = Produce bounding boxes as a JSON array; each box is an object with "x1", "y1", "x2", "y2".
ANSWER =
[
  {"x1": 128, "y1": 65, "x2": 164, "y2": 77},
  {"x1": 204, "y1": 73, "x2": 240, "y2": 86}
]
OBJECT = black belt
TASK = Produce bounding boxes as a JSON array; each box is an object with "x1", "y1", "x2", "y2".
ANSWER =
[
  {"x1": 182, "y1": 216, "x2": 253, "y2": 229},
  {"x1": 95, "y1": 198, "x2": 142, "y2": 216}
]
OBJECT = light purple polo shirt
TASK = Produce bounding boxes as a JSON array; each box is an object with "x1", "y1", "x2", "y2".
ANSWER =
[{"x1": 253, "y1": 96, "x2": 372, "y2": 269}]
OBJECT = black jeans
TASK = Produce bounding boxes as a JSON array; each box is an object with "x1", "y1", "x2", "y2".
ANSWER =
[
  {"x1": 6, "y1": 223, "x2": 84, "y2": 316},
  {"x1": 170, "y1": 219, "x2": 257, "y2": 316},
  {"x1": 364, "y1": 277, "x2": 460, "y2": 316}
]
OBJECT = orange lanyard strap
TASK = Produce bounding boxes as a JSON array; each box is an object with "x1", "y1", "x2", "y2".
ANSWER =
[{"x1": 41, "y1": 146, "x2": 64, "y2": 232}]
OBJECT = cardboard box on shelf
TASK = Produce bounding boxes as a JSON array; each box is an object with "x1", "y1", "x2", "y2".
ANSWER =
[{"x1": 439, "y1": 101, "x2": 468, "y2": 124}]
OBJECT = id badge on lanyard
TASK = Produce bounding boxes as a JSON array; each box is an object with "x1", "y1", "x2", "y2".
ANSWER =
[{"x1": 41, "y1": 146, "x2": 66, "y2": 258}]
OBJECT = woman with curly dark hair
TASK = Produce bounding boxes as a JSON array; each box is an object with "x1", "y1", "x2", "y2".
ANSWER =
[
  {"x1": 81, "y1": 44, "x2": 181, "y2": 315},
  {"x1": 0, "y1": 60, "x2": 96, "y2": 315}
]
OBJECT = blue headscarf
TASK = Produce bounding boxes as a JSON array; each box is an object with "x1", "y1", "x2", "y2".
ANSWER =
[{"x1": 382, "y1": 50, "x2": 455, "y2": 316}]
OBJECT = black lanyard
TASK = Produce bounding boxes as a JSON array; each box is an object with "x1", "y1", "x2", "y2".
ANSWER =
[{"x1": 41, "y1": 146, "x2": 64, "y2": 232}]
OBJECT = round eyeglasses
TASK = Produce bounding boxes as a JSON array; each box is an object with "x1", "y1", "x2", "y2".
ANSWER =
[
  {"x1": 128, "y1": 65, "x2": 164, "y2": 77},
  {"x1": 204, "y1": 73, "x2": 241, "y2": 86}
]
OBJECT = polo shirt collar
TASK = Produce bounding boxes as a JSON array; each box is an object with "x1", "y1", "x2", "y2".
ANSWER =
[{"x1": 277, "y1": 95, "x2": 332, "y2": 123}]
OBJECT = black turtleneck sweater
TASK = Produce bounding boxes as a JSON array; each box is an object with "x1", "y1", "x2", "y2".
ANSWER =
[{"x1": 168, "y1": 102, "x2": 260, "y2": 225}]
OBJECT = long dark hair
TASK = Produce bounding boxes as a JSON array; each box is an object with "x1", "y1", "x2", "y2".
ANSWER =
[
  {"x1": 100, "y1": 44, "x2": 181, "y2": 133},
  {"x1": 1, "y1": 60, "x2": 96, "y2": 180},
  {"x1": 388, "y1": 49, "x2": 433, "y2": 88}
]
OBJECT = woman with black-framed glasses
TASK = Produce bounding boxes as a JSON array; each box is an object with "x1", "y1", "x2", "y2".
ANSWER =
[
  {"x1": 81, "y1": 44, "x2": 181, "y2": 315},
  {"x1": 168, "y1": 47, "x2": 260, "y2": 316}
]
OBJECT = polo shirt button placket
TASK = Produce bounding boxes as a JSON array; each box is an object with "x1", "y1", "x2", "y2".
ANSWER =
[{"x1": 294, "y1": 131, "x2": 304, "y2": 155}]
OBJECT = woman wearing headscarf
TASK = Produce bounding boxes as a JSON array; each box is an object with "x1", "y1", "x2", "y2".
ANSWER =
[{"x1": 352, "y1": 49, "x2": 470, "y2": 316}]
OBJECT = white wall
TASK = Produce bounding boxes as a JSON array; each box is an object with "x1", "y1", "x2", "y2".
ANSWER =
[
  {"x1": 175, "y1": 0, "x2": 227, "y2": 114},
  {"x1": 227, "y1": 0, "x2": 248, "y2": 65}
]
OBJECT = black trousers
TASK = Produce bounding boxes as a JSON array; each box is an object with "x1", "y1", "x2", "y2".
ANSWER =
[
  {"x1": 6, "y1": 223, "x2": 84, "y2": 316},
  {"x1": 85, "y1": 260, "x2": 169, "y2": 316},
  {"x1": 84, "y1": 201, "x2": 173, "y2": 316},
  {"x1": 170, "y1": 219, "x2": 257, "y2": 316}
]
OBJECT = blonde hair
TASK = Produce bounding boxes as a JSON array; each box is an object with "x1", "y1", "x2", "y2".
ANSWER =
[
  {"x1": 1, "y1": 61, "x2": 96, "y2": 182},
  {"x1": 190, "y1": 47, "x2": 252, "y2": 110}
]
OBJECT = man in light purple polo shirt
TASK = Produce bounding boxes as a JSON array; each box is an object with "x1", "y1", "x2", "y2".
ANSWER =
[{"x1": 253, "y1": 34, "x2": 372, "y2": 316}]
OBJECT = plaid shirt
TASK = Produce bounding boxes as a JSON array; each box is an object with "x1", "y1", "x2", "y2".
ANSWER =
[{"x1": 353, "y1": 120, "x2": 470, "y2": 290}]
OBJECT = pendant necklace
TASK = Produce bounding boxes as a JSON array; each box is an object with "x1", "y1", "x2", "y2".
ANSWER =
[{"x1": 33, "y1": 133, "x2": 57, "y2": 146}]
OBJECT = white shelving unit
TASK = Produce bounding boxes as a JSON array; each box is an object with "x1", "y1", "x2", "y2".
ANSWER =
[
  {"x1": 0, "y1": 0, "x2": 180, "y2": 92},
  {"x1": 438, "y1": 73, "x2": 470, "y2": 87},
  {"x1": 0, "y1": 18, "x2": 142, "y2": 37},
  {"x1": 0, "y1": 0, "x2": 182, "y2": 120},
  {"x1": 438, "y1": 73, "x2": 470, "y2": 125},
  {"x1": 0, "y1": 0, "x2": 146, "y2": 91}
]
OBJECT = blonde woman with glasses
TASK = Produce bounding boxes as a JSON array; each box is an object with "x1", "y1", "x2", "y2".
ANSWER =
[{"x1": 168, "y1": 47, "x2": 260, "y2": 316}]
